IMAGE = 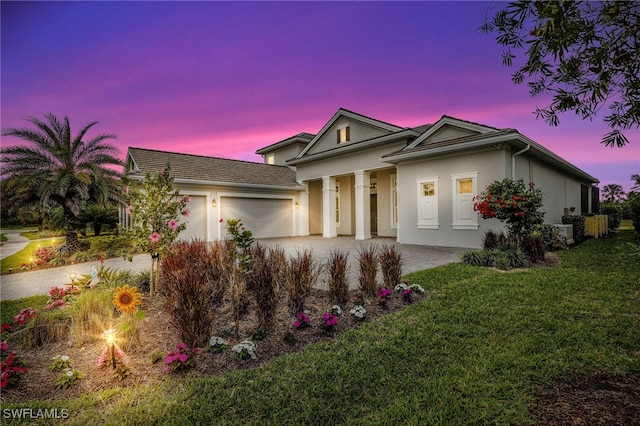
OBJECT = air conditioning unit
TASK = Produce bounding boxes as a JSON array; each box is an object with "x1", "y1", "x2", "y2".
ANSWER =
[{"x1": 553, "y1": 224, "x2": 574, "y2": 245}]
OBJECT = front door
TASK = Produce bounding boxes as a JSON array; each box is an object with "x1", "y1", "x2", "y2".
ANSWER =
[{"x1": 370, "y1": 194, "x2": 378, "y2": 235}]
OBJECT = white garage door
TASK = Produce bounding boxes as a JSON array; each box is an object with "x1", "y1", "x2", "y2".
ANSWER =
[
  {"x1": 221, "y1": 197, "x2": 293, "y2": 239},
  {"x1": 179, "y1": 195, "x2": 207, "y2": 241}
]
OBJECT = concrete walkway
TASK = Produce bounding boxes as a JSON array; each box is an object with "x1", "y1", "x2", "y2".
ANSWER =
[{"x1": 0, "y1": 234, "x2": 466, "y2": 301}]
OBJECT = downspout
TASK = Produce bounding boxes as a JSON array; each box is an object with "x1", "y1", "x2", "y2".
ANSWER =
[{"x1": 512, "y1": 144, "x2": 530, "y2": 179}]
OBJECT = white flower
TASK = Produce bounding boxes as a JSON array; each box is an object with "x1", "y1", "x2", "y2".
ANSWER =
[
  {"x1": 409, "y1": 284, "x2": 425, "y2": 294},
  {"x1": 209, "y1": 336, "x2": 227, "y2": 346},
  {"x1": 65, "y1": 370, "x2": 74, "y2": 377},
  {"x1": 60, "y1": 355, "x2": 70, "y2": 362},
  {"x1": 394, "y1": 283, "x2": 409, "y2": 292},
  {"x1": 330, "y1": 305, "x2": 342, "y2": 316},
  {"x1": 232, "y1": 340, "x2": 257, "y2": 360},
  {"x1": 349, "y1": 305, "x2": 367, "y2": 319}
]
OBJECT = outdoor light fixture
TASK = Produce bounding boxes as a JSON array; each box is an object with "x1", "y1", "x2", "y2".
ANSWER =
[
  {"x1": 69, "y1": 272, "x2": 77, "y2": 283},
  {"x1": 102, "y1": 329, "x2": 118, "y2": 369},
  {"x1": 212, "y1": 198, "x2": 217, "y2": 207},
  {"x1": 295, "y1": 202, "x2": 300, "y2": 209}
]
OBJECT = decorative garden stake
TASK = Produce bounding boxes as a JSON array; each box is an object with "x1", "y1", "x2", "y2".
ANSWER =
[{"x1": 102, "y1": 329, "x2": 117, "y2": 369}]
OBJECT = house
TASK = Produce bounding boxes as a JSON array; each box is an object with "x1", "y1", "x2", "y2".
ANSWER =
[{"x1": 123, "y1": 108, "x2": 599, "y2": 248}]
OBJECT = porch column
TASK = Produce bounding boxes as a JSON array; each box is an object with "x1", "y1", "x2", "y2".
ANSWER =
[
  {"x1": 298, "y1": 181, "x2": 310, "y2": 236},
  {"x1": 322, "y1": 175, "x2": 337, "y2": 238},
  {"x1": 354, "y1": 170, "x2": 371, "y2": 240}
]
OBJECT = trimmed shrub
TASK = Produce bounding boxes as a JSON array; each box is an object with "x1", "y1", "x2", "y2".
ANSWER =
[
  {"x1": 379, "y1": 244, "x2": 403, "y2": 288},
  {"x1": 358, "y1": 245, "x2": 378, "y2": 297},
  {"x1": 600, "y1": 202, "x2": 623, "y2": 230},
  {"x1": 327, "y1": 249, "x2": 349, "y2": 306},
  {"x1": 246, "y1": 243, "x2": 278, "y2": 331},
  {"x1": 284, "y1": 250, "x2": 319, "y2": 314},
  {"x1": 161, "y1": 239, "x2": 228, "y2": 348},
  {"x1": 562, "y1": 215, "x2": 586, "y2": 244}
]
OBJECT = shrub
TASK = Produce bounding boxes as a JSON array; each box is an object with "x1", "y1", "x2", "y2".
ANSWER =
[
  {"x1": 34, "y1": 246, "x2": 54, "y2": 262},
  {"x1": 246, "y1": 243, "x2": 278, "y2": 331},
  {"x1": 357, "y1": 245, "x2": 378, "y2": 297},
  {"x1": 562, "y1": 215, "x2": 586, "y2": 244},
  {"x1": 161, "y1": 240, "x2": 228, "y2": 348},
  {"x1": 327, "y1": 249, "x2": 349, "y2": 306},
  {"x1": 600, "y1": 202, "x2": 623, "y2": 230},
  {"x1": 462, "y1": 247, "x2": 528, "y2": 270},
  {"x1": 461, "y1": 250, "x2": 490, "y2": 267},
  {"x1": 284, "y1": 250, "x2": 319, "y2": 314},
  {"x1": 629, "y1": 194, "x2": 640, "y2": 235},
  {"x1": 379, "y1": 244, "x2": 403, "y2": 288},
  {"x1": 533, "y1": 224, "x2": 568, "y2": 251},
  {"x1": 520, "y1": 234, "x2": 545, "y2": 263},
  {"x1": 482, "y1": 229, "x2": 510, "y2": 250}
]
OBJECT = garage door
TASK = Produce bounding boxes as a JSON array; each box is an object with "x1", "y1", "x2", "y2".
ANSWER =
[
  {"x1": 221, "y1": 197, "x2": 293, "y2": 239},
  {"x1": 179, "y1": 195, "x2": 206, "y2": 241}
]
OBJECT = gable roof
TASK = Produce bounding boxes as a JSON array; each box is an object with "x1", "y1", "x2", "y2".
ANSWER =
[
  {"x1": 255, "y1": 132, "x2": 315, "y2": 155},
  {"x1": 125, "y1": 147, "x2": 301, "y2": 189},
  {"x1": 295, "y1": 108, "x2": 405, "y2": 159},
  {"x1": 404, "y1": 115, "x2": 499, "y2": 150}
]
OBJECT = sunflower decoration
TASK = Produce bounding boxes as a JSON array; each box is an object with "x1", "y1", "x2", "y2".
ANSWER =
[{"x1": 113, "y1": 285, "x2": 142, "y2": 314}]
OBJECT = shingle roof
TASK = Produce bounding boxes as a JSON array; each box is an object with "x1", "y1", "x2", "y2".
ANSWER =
[
  {"x1": 126, "y1": 147, "x2": 300, "y2": 188},
  {"x1": 255, "y1": 132, "x2": 315, "y2": 155}
]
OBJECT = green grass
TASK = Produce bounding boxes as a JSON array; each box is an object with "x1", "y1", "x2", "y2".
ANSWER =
[
  {"x1": 0, "y1": 239, "x2": 63, "y2": 274},
  {"x1": 619, "y1": 219, "x2": 633, "y2": 231},
  {"x1": 1, "y1": 295, "x2": 48, "y2": 324},
  {"x1": 2, "y1": 233, "x2": 639, "y2": 425},
  {"x1": 1, "y1": 234, "x2": 8, "y2": 243}
]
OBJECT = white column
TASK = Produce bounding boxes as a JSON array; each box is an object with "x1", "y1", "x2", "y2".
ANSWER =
[
  {"x1": 354, "y1": 170, "x2": 371, "y2": 240},
  {"x1": 298, "y1": 182, "x2": 310, "y2": 236},
  {"x1": 322, "y1": 175, "x2": 337, "y2": 238}
]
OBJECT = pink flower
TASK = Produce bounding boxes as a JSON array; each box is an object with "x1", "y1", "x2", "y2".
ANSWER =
[
  {"x1": 176, "y1": 342, "x2": 187, "y2": 350},
  {"x1": 219, "y1": 218, "x2": 224, "y2": 223},
  {"x1": 125, "y1": 205, "x2": 132, "y2": 214},
  {"x1": 125, "y1": 186, "x2": 130, "y2": 195},
  {"x1": 183, "y1": 195, "x2": 191, "y2": 203},
  {"x1": 178, "y1": 353, "x2": 188, "y2": 363},
  {"x1": 168, "y1": 219, "x2": 178, "y2": 230},
  {"x1": 183, "y1": 209, "x2": 191, "y2": 217},
  {"x1": 0, "y1": 341, "x2": 8, "y2": 351},
  {"x1": 149, "y1": 232, "x2": 161, "y2": 243}
]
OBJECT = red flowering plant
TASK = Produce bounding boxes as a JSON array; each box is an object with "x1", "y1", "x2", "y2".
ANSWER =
[
  {"x1": 1, "y1": 341, "x2": 28, "y2": 389},
  {"x1": 473, "y1": 178, "x2": 545, "y2": 238}
]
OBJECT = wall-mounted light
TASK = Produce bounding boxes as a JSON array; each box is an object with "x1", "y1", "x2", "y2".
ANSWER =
[
  {"x1": 295, "y1": 202, "x2": 300, "y2": 209},
  {"x1": 212, "y1": 198, "x2": 217, "y2": 207}
]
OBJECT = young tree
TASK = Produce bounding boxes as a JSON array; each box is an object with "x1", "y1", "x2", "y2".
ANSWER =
[
  {"x1": 121, "y1": 165, "x2": 190, "y2": 296},
  {"x1": 480, "y1": 1, "x2": 640, "y2": 147},
  {"x1": 1, "y1": 114, "x2": 122, "y2": 250}
]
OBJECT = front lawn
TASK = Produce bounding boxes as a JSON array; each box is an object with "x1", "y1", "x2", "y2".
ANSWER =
[{"x1": 2, "y1": 232, "x2": 638, "y2": 424}]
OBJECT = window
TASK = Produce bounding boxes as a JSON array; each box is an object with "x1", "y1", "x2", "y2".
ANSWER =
[
  {"x1": 417, "y1": 177, "x2": 439, "y2": 229},
  {"x1": 337, "y1": 125, "x2": 350, "y2": 143},
  {"x1": 335, "y1": 182, "x2": 341, "y2": 227},
  {"x1": 451, "y1": 172, "x2": 478, "y2": 230},
  {"x1": 265, "y1": 153, "x2": 275, "y2": 165},
  {"x1": 390, "y1": 174, "x2": 398, "y2": 228}
]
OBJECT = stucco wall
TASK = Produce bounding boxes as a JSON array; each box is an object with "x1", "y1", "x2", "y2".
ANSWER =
[
  {"x1": 396, "y1": 149, "x2": 506, "y2": 248},
  {"x1": 306, "y1": 117, "x2": 389, "y2": 156}
]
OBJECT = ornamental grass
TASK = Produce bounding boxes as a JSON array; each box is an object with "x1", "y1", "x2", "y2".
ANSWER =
[
  {"x1": 378, "y1": 243, "x2": 403, "y2": 288},
  {"x1": 284, "y1": 249, "x2": 319, "y2": 314},
  {"x1": 357, "y1": 245, "x2": 378, "y2": 297},
  {"x1": 246, "y1": 243, "x2": 279, "y2": 331},
  {"x1": 327, "y1": 249, "x2": 349, "y2": 306}
]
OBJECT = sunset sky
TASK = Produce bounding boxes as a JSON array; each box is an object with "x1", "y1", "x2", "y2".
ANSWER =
[{"x1": 2, "y1": 1, "x2": 638, "y2": 191}]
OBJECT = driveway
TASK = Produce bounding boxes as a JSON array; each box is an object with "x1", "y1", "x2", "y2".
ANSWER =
[{"x1": 0, "y1": 235, "x2": 466, "y2": 301}]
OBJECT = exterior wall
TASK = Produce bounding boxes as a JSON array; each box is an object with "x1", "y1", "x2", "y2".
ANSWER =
[
  {"x1": 271, "y1": 142, "x2": 307, "y2": 166},
  {"x1": 306, "y1": 118, "x2": 391, "y2": 156},
  {"x1": 396, "y1": 149, "x2": 507, "y2": 248}
]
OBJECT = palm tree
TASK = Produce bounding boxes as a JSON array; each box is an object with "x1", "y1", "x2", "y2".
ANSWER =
[{"x1": 1, "y1": 113, "x2": 123, "y2": 251}]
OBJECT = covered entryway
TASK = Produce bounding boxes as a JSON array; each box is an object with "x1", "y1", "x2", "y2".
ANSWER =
[{"x1": 220, "y1": 196, "x2": 294, "y2": 238}]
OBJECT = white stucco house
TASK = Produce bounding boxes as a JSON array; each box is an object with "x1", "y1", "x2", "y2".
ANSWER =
[{"x1": 123, "y1": 108, "x2": 599, "y2": 248}]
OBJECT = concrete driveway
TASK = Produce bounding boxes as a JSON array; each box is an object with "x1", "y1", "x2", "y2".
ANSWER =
[{"x1": 0, "y1": 235, "x2": 466, "y2": 301}]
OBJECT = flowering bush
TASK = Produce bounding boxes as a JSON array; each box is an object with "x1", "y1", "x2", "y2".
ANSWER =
[
  {"x1": 34, "y1": 246, "x2": 54, "y2": 262},
  {"x1": 377, "y1": 288, "x2": 393, "y2": 307},
  {"x1": 13, "y1": 308, "x2": 39, "y2": 325},
  {"x1": 232, "y1": 340, "x2": 257, "y2": 360},
  {"x1": 95, "y1": 347, "x2": 126, "y2": 368},
  {"x1": 473, "y1": 178, "x2": 544, "y2": 237},
  {"x1": 45, "y1": 286, "x2": 78, "y2": 310},
  {"x1": 294, "y1": 312, "x2": 311, "y2": 329},
  {"x1": 1, "y1": 352, "x2": 28, "y2": 389},
  {"x1": 395, "y1": 282, "x2": 425, "y2": 303},
  {"x1": 164, "y1": 343, "x2": 200, "y2": 371},
  {"x1": 322, "y1": 312, "x2": 339, "y2": 330},
  {"x1": 1, "y1": 324, "x2": 10, "y2": 334},
  {"x1": 49, "y1": 355, "x2": 72, "y2": 371},
  {"x1": 349, "y1": 305, "x2": 367, "y2": 320},
  {"x1": 208, "y1": 336, "x2": 227, "y2": 354}
]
